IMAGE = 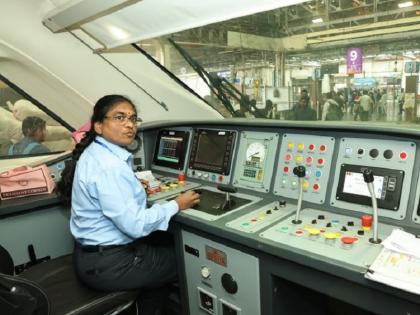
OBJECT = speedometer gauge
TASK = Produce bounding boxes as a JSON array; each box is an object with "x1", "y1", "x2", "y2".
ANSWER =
[{"x1": 246, "y1": 142, "x2": 266, "y2": 163}]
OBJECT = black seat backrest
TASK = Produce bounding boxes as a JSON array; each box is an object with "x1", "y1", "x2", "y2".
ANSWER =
[
  {"x1": 0, "y1": 273, "x2": 50, "y2": 315},
  {"x1": 0, "y1": 245, "x2": 14, "y2": 275}
]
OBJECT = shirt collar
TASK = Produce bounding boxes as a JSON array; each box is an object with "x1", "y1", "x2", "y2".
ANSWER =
[{"x1": 95, "y1": 136, "x2": 132, "y2": 162}]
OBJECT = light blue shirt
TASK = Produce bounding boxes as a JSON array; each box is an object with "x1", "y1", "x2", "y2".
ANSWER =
[{"x1": 70, "y1": 136, "x2": 179, "y2": 246}]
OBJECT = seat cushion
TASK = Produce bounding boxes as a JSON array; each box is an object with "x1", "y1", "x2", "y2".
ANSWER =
[{"x1": 19, "y1": 254, "x2": 139, "y2": 315}]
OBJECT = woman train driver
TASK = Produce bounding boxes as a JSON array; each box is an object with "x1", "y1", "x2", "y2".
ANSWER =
[{"x1": 57, "y1": 94, "x2": 200, "y2": 314}]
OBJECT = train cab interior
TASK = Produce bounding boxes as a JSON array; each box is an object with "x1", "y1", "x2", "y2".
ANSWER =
[{"x1": 1, "y1": 1, "x2": 420, "y2": 314}]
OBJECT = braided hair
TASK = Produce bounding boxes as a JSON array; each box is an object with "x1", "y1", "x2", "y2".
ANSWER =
[{"x1": 56, "y1": 95, "x2": 136, "y2": 207}]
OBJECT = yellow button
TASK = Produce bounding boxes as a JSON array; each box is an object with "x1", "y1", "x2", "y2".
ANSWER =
[
  {"x1": 324, "y1": 232, "x2": 338, "y2": 239},
  {"x1": 170, "y1": 183, "x2": 178, "y2": 188},
  {"x1": 297, "y1": 143, "x2": 304, "y2": 151},
  {"x1": 161, "y1": 186, "x2": 170, "y2": 190},
  {"x1": 308, "y1": 228, "x2": 320, "y2": 235},
  {"x1": 287, "y1": 142, "x2": 294, "y2": 150},
  {"x1": 303, "y1": 225, "x2": 313, "y2": 231},
  {"x1": 303, "y1": 180, "x2": 309, "y2": 189},
  {"x1": 296, "y1": 155, "x2": 303, "y2": 163}
]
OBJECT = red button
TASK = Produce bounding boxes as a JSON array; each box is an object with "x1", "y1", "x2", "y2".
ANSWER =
[
  {"x1": 308, "y1": 144, "x2": 315, "y2": 151},
  {"x1": 317, "y1": 158, "x2": 324, "y2": 166},
  {"x1": 218, "y1": 175, "x2": 224, "y2": 182},
  {"x1": 400, "y1": 152, "x2": 407, "y2": 160},
  {"x1": 313, "y1": 183, "x2": 320, "y2": 191},
  {"x1": 341, "y1": 236, "x2": 355, "y2": 245},
  {"x1": 285, "y1": 154, "x2": 292, "y2": 161},
  {"x1": 283, "y1": 166, "x2": 289, "y2": 173},
  {"x1": 319, "y1": 145, "x2": 326, "y2": 152},
  {"x1": 361, "y1": 215, "x2": 372, "y2": 228},
  {"x1": 306, "y1": 157, "x2": 313, "y2": 165}
]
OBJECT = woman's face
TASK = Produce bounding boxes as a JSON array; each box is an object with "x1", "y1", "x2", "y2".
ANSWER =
[{"x1": 94, "y1": 101, "x2": 138, "y2": 146}]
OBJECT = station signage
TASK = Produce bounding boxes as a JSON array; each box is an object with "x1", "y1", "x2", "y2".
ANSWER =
[{"x1": 347, "y1": 47, "x2": 363, "y2": 74}]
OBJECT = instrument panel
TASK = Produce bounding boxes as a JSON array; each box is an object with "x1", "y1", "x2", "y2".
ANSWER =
[{"x1": 144, "y1": 125, "x2": 418, "y2": 228}]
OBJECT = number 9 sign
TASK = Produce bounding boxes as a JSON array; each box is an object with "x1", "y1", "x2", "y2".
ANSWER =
[{"x1": 347, "y1": 48, "x2": 362, "y2": 74}]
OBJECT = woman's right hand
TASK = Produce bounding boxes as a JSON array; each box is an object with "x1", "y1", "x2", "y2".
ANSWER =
[{"x1": 175, "y1": 190, "x2": 200, "y2": 210}]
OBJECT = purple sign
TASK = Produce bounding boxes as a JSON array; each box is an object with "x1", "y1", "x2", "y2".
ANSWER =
[{"x1": 347, "y1": 48, "x2": 362, "y2": 74}]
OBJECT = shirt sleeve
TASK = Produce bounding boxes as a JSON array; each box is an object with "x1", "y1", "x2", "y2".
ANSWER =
[{"x1": 94, "y1": 167, "x2": 179, "y2": 238}]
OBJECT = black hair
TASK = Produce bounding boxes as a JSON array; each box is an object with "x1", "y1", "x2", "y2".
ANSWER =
[
  {"x1": 22, "y1": 116, "x2": 46, "y2": 137},
  {"x1": 56, "y1": 95, "x2": 136, "y2": 207}
]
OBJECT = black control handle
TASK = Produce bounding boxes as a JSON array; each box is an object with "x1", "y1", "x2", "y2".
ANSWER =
[
  {"x1": 293, "y1": 166, "x2": 306, "y2": 178},
  {"x1": 217, "y1": 184, "x2": 238, "y2": 194},
  {"x1": 363, "y1": 169, "x2": 374, "y2": 183}
]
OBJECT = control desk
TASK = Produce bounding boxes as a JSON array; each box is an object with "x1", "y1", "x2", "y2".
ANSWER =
[{"x1": 130, "y1": 120, "x2": 420, "y2": 315}]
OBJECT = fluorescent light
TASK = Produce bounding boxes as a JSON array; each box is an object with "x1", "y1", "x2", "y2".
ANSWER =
[
  {"x1": 312, "y1": 18, "x2": 323, "y2": 23},
  {"x1": 398, "y1": 1, "x2": 413, "y2": 8},
  {"x1": 107, "y1": 26, "x2": 129, "y2": 40}
]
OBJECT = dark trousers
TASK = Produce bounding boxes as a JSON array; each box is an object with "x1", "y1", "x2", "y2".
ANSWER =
[{"x1": 73, "y1": 231, "x2": 178, "y2": 315}]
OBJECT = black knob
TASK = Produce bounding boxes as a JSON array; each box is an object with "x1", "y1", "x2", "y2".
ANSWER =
[
  {"x1": 357, "y1": 230, "x2": 365, "y2": 236},
  {"x1": 326, "y1": 222, "x2": 332, "y2": 228},
  {"x1": 311, "y1": 219, "x2": 317, "y2": 224},
  {"x1": 341, "y1": 226, "x2": 348, "y2": 232},
  {"x1": 266, "y1": 210, "x2": 272, "y2": 214},
  {"x1": 318, "y1": 215, "x2": 325, "y2": 220},
  {"x1": 279, "y1": 200, "x2": 286, "y2": 207},
  {"x1": 369, "y1": 149, "x2": 379, "y2": 158},
  {"x1": 221, "y1": 273, "x2": 238, "y2": 294},
  {"x1": 347, "y1": 221, "x2": 354, "y2": 226},
  {"x1": 363, "y1": 169, "x2": 374, "y2": 183},
  {"x1": 383, "y1": 149, "x2": 393, "y2": 160},
  {"x1": 293, "y1": 166, "x2": 306, "y2": 178}
]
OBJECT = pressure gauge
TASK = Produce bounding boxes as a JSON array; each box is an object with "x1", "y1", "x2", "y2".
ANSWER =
[
  {"x1": 126, "y1": 134, "x2": 142, "y2": 153},
  {"x1": 246, "y1": 142, "x2": 266, "y2": 163}
]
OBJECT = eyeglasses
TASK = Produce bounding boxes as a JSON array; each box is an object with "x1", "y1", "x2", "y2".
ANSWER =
[{"x1": 104, "y1": 114, "x2": 142, "y2": 125}]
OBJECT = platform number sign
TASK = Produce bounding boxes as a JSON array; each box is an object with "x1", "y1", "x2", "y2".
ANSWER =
[{"x1": 347, "y1": 48, "x2": 362, "y2": 74}]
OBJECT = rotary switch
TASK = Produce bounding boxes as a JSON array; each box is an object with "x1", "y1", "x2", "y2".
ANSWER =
[{"x1": 221, "y1": 273, "x2": 238, "y2": 294}]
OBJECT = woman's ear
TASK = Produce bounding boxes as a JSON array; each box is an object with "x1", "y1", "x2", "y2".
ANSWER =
[{"x1": 94, "y1": 122, "x2": 103, "y2": 135}]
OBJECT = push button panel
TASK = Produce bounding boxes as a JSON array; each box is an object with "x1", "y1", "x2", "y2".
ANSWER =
[
  {"x1": 226, "y1": 201, "x2": 295, "y2": 234},
  {"x1": 260, "y1": 208, "x2": 395, "y2": 269},
  {"x1": 274, "y1": 134, "x2": 335, "y2": 204}
]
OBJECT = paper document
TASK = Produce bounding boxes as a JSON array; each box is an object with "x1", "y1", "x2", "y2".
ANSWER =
[
  {"x1": 134, "y1": 170, "x2": 161, "y2": 189},
  {"x1": 365, "y1": 229, "x2": 420, "y2": 295}
]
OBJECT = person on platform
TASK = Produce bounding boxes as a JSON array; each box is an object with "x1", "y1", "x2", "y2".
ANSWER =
[
  {"x1": 57, "y1": 94, "x2": 200, "y2": 314},
  {"x1": 289, "y1": 96, "x2": 317, "y2": 121},
  {"x1": 8, "y1": 116, "x2": 50, "y2": 155}
]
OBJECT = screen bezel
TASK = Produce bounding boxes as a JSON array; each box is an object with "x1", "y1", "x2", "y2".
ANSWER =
[
  {"x1": 189, "y1": 129, "x2": 236, "y2": 175},
  {"x1": 336, "y1": 164, "x2": 404, "y2": 211},
  {"x1": 152, "y1": 130, "x2": 189, "y2": 170}
]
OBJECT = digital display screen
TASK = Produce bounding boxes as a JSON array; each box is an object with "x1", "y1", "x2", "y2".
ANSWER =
[
  {"x1": 336, "y1": 164, "x2": 404, "y2": 211},
  {"x1": 342, "y1": 171, "x2": 384, "y2": 199},
  {"x1": 189, "y1": 129, "x2": 235, "y2": 174},
  {"x1": 195, "y1": 133, "x2": 227, "y2": 166},
  {"x1": 153, "y1": 130, "x2": 189, "y2": 170},
  {"x1": 205, "y1": 245, "x2": 227, "y2": 267},
  {"x1": 157, "y1": 136, "x2": 182, "y2": 164}
]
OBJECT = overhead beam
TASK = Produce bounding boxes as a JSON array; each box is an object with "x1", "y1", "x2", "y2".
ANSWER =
[
  {"x1": 43, "y1": 0, "x2": 141, "y2": 33},
  {"x1": 227, "y1": 31, "x2": 306, "y2": 51}
]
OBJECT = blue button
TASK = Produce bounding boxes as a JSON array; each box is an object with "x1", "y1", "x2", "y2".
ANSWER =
[{"x1": 315, "y1": 170, "x2": 322, "y2": 178}]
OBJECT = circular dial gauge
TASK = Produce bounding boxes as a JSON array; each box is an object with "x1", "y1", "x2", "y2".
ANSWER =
[
  {"x1": 246, "y1": 142, "x2": 266, "y2": 163},
  {"x1": 126, "y1": 135, "x2": 142, "y2": 153}
]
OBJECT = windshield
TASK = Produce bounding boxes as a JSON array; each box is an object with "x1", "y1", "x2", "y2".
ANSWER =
[{"x1": 137, "y1": 1, "x2": 420, "y2": 126}]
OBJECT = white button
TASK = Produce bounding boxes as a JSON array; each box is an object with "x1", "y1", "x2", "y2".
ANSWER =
[{"x1": 201, "y1": 266, "x2": 211, "y2": 279}]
